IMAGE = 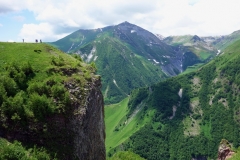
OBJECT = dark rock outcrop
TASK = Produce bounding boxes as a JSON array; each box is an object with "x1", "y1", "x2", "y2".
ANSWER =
[
  {"x1": 217, "y1": 139, "x2": 234, "y2": 160},
  {"x1": 67, "y1": 77, "x2": 105, "y2": 160}
]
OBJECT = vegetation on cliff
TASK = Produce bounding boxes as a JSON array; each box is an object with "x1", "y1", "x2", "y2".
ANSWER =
[{"x1": 0, "y1": 42, "x2": 99, "y2": 159}]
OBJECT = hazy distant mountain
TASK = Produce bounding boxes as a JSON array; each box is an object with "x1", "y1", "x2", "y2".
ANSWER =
[
  {"x1": 163, "y1": 34, "x2": 217, "y2": 61},
  {"x1": 202, "y1": 30, "x2": 240, "y2": 50}
]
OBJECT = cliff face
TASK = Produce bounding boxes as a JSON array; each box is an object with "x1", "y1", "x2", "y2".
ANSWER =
[
  {"x1": 0, "y1": 43, "x2": 105, "y2": 160},
  {"x1": 1, "y1": 76, "x2": 106, "y2": 160},
  {"x1": 67, "y1": 77, "x2": 105, "y2": 160}
]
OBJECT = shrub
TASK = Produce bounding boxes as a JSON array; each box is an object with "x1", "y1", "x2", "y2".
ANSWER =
[{"x1": 28, "y1": 93, "x2": 55, "y2": 120}]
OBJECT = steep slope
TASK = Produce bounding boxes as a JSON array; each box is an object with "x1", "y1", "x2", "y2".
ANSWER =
[
  {"x1": 51, "y1": 22, "x2": 206, "y2": 104},
  {"x1": 107, "y1": 39, "x2": 240, "y2": 159},
  {"x1": 0, "y1": 42, "x2": 105, "y2": 160},
  {"x1": 79, "y1": 37, "x2": 168, "y2": 104}
]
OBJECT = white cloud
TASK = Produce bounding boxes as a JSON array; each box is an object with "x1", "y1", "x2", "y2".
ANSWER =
[
  {"x1": 2, "y1": 0, "x2": 240, "y2": 41},
  {"x1": 0, "y1": 1, "x2": 28, "y2": 14},
  {"x1": 18, "y1": 23, "x2": 68, "y2": 42}
]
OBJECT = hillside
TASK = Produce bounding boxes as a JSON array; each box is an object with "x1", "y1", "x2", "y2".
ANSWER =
[
  {"x1": 0, "y1": 42, "x2": 105, "y2": 160},
  {"x1": 51, "y1": 22, "x2": 214, "y2": 104},
  {"x1": 106, "y1": 39, "x2": 240, "y2": 159}
]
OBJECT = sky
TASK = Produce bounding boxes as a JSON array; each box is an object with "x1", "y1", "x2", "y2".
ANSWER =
[{"x1": 1, "y1": 0, "x2": 240, "y2": 42}]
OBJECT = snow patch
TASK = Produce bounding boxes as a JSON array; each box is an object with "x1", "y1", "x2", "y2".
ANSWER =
[
  {"x1": 178, "y1": 88, "x2": 183, "y2": 98},
  {"x1": 93, "y1": 56, "x2": 98, "y2": 61},
  {"x1": 86, "y1": 46, "x2": 96, "y2": 62},
  {"x1": 131, "y1": 30, "x2": 136, "y2": 33},
  {"x1": 67, "y1": 43, "x2": 75, "y2": 53},
  {"x1": 217, "y1": 50, "x2": 221, "y2": 55},
  {"x1": 113, "y1": 79, "x2": 119, "y2": 88},
  {"x1": 78, "y1": 35, "x2": 85, "y2": 46},
  {"x1": 153, "y1": 59, "x2": 159, "y2": 64},
  {"x1": 162, "y1": 55, "x2": 170, "y2": 58}
]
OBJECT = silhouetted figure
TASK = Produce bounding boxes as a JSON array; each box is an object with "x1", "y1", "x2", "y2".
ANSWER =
[
  {"x1": 23, "y1": 39, "x2": 24, "y2": 43},
  {"x1": 35, "y1": 39, "x2": 38, "y2": 43},
  {"x1": 40, "y1": 39, "x2": 42, "y2": 43}
]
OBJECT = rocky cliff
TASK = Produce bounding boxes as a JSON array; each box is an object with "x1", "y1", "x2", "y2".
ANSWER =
[
  {"x1": 67, "y1": 76, "x2": 106, "y2": 160},
  {"x1": 0, "y1": 42, "x2": 106, "y2": 160}
]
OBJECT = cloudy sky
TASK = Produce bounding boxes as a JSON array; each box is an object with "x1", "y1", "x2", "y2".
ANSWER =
[{"x1": 1, "y1": 0, "x2": 240, "y2": 42}]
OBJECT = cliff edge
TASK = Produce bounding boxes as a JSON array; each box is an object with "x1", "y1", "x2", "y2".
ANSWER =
[{"x1": 0, "y1": 42, "x2": 105, "y2": 160}]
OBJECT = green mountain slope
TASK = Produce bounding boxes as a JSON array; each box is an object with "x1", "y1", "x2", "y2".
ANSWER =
[
  {"x1": 79, "y1": 37, "x2": 167, "y2": 104},
  {"x1": 0, "y1": 42, "x2": 98, "y2": 159},
  {"x1": 105, "y1": 96, "x2": 155, "y2": 154},
  {"x1": 51, "y1": 22, "x2": 212, "y2": 104},
  {"x1": 107, "y1": 39, "x2": 240, "y2": 159}
]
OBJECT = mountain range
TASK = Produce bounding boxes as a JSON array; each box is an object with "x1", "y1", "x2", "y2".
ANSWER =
[{"x1": 51, "y1": 21, "x2": 224, "y2": 104}]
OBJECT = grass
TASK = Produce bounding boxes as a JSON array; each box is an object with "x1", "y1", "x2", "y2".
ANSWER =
[
  {"x1": 229, "y1": 147, "x2": 240, "y2": 160},
  {"x1": 105, "y1": 97, "x2": 154, "y2": 153},
  {"x1": 0, "y1": 42, "x2": 91, "y2": 82},
  {"x1": 105, "y1": 97, "x2": 130, "y2": 152},
  {"x1": 201, "y1": 122, "x2": 212, "y2": 139},
  {"x1": 181, "y1": 63, "x2": 204, "y2": 74},
  {"x1": 199, "y1": 51, "x2": 212, "y2": 60},
  {"x1": 0, "y1": 42, "x2": 80, "y2": 70}
]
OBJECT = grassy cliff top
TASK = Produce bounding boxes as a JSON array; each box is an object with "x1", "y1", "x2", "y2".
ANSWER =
[{"x1": 0, "y1": 42, "x2": 98, "y2": 159}]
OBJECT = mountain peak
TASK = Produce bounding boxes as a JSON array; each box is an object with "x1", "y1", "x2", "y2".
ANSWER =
[
  {"x1": 117, "y1": 21, "x2": 134, "y2": 27},
  {"x1": 191, "y1": 35, "x2": 202, "y2": 42}
]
